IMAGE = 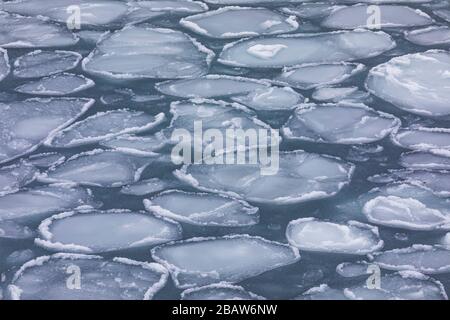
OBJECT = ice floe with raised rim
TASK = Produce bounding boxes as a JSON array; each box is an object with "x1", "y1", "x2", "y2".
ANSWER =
[
  {"x1": 361, "y1": 183, "x2": 450, "y2": 231},
  {"x1": 151, "y1": 235, "x2": 300, "y2": 288},
  {"x1": 400, "y1": 151, "x2": 450, "y2": 170},
  {"x1": 0, "y1": 221, "x2": 34, "y2": 240},
  {"x1": 15, "y1": 73, "x2": 95, "y2": 96},
  {"x1": 82, "y1": 26, "x2": 214, "y2": 80},
  {"x1": 298, "y1": 284, "x2": 348, "y2": 300},
  {"x1": 121, "y1": 178, "x2": 178, "y2": 196},
  {"x1": 7, "y1": 253, "x2": 169, "y2": 300},
  {"x1": 0, "y1": 161, "x2": 37, "y2": 196},
  {"x1": 181, "y1": 283, "x2": 265, "y2": 300},
  {"x1": 404, "y1": 26, "x2": 450, "y2": 46},
  {"x1": 181, "y1": 7, "x2": 298, "y2": 39},
  {"x1": 385, "y1": 169, "x2": 450, "y2": 197},
  {"x1": 0, "y1": 48, "x2": 9, "y2": 83},
  {"x1": 312, "y1": 87, "x2": 369, "y2": 103},
  {"x1": 366, "y1": 50, "x2": 450, "y2": 117},
  {"x1": 336, "y1": 261, "x2": 372, "y2": 278},
  {"x1": 35, "y1": 209, "x2": 182, "y2": 254},
  {"x1": 218, "y1": 30, "x2": 395, "y2": 68},
  {"x1": 45, "y1": 110, "x2": 165, "y2": 148},
  {"x1": 282, "y1": 103, "x2": 400, "y2": 145},
  {"x1": 39, "y1": 150, "x2": 154, "y2": 188},
  {"x1": 155, "y1": 75, "x2": 270, "y2": 98},
  {"x1": 144, "y1": 190, "x2": 259, "y2": 227},
  {"x1": 392, "y1": 127, "x2": 450, "y2": 152},
  {"x1": 0, "y1": 185, "x2": 99, "y2": 223},
  {"x1": 100, "y1": 133, "x2": 168, "y2": 156},
  {"x1": 0, "y1": 97, "x2": 93, "y2": 164},
  {"x1": 176, "y1": 150, "x2": 354, "y2": 205},
  {"x1": 0, "y1": 12, "x2": 78, "y2": 48},
  {"x1": 286, "y1": 218, "x2": 383, "y2": 255},
  {"x1": 13, "y1": 50, "x2": 82, "y2": 79},
  {"x1": 281, "y1": 3, "x2": 345, "y2": 19},
  {"x1": 275, "y1": 63, "x2": 365, "y2": 90},
  {"x1": 130, "y1": 0, "x2": 208, "y2": 14},
  {"x1": 322, "y1": 5, "x2": 433, "y2": 30}
]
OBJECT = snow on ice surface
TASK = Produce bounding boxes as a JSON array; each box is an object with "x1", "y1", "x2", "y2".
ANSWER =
[
  {"x1": 39, "y1": 150, "x2": 153, "y2": 187},
  {"x1": 180, "y1": 7, "x2": 298, "y2": 39},
  {"x1": 312, "y1": 87, "x2": 369, "y2": 103},
  {"x1": 121, "y1": 178, "x2": 176, "y2": 196},
  {"x1": 0, "y1": 185, "x2": 98, "y2": 223},
  {"x1": 144, "y1": 190, "x2": 259, "y2": 227},
  {"x1": 0, "y1": 161, "x2": 37, "y2": 196},
  {"x1": 275, "y1": 63, "x2": 365, "y2": 90},
  {"x1": 404, "y1": 26, "x2": 450, "y2": 46},
  {"x1": 0, "y1": 48, "x2": 9, "y2": 83},
  {"x1": 0, "y1": 98, "x2": 94, "y2": 164},
  {"x1": 400, "y1": 151, "x2": 450, "y2": 170},
  {"x1": 151, "y1": 235, "x2": 300, "y2": 288},
  {"x1": 46, "y1": 110, "x2": 165, "y2": 148},
  {"x1": 82, "y1": 26, "x2": 213, "y2": 80},
  {"x1": 100, "y1": 133, "x2": 168, "y2": 156},
  {"x1": 13, "y1": 50, "x2": 82, "y2": 79},
  {"x1": 15, "y1": 73, "x2": 94, "y2": 96},
  {"x1": 0, "y1": 12, "x2": 78, "y2": 48},
  {"x1": 218, "y1": 30, "x2": 395, "y2": 68},
  {"x1": 0, "y1": 220, "x2": 34, "y2": 240},
  {"x1": 336, "y1": 261, "x2": 371, "y2": 278},
  {"x1": 155, "y1": 75, "x2": 270, "y2": 98},
  {"x1": 390, "y1": 170, "x2": 450, "y2": 197},
  {"x1": 282, "y1": 3, "x2": 344, "y2": 19},
  {"x1": 366, "y1": 50, "x2": 450, "y2": 117},
  {"x1": 286, "y1": 218, "x2": 383, "y2": 255},
  {"x1": 8, "y1": 253, "x2": 169, "y2": 300},
  {"x1": 392, "y1": 127, "x2": 450, "y2": 152},
  {"x1": 181, "y1": 283, "x2": 265, "y2": 300},
  {"x1": 36, "y1": 209, "x2": 182, "y2": 253},
  {"x1": 282, "y1": 103, "x2": 400, "y2": 144},
  {"x1": 176, "y1": 150, "x2": 354, "y2": 205},
  {"x1": 28, "y1": 152, "x2": 65, "y2": 168},
  {"x1": 130, "y1": 1, "x2": 208, "y2": 14},
  {"x1": 322, "y1": 5, "x2": 433, "y2": 29}
]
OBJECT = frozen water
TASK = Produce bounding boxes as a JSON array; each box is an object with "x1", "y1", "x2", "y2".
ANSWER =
[
  {"x1": 400, "y1": 151, "x2": 450, "y2": 170},
  {"x1": 121, "y1": 178, "x2": 176, "y2": 196},
  {"x1": 0, "y1": 48, "x2": 9, "y2": 83},
  {"x1": 404, "y1": 26, "x2": 450, "y2": 46},
  {"x1": 0, "y1": 161, "x2": 37, "y2": 196},
  {"x1": 7, "y1": 253, "x2": 168, "y2": 300},
  {"x1": 100, "y1": 133, "x2": 168, "y2": 156},
  {"x1": 180, "y1": 7, "x2": 298, "y2": 39},
  {"x1": 336, "y1": 262, "x2": 371, "y2": 278},
  {"x1": 36, "y1": 209, "x2": 182, "y2": 253},
  {"x1": 275, "y1": 63, "x2": 365, "y2": 90},
  {"x1": 361, "y1": 183, "x2": 450, "y2": 231},
  {"x1": 0, "y1": 97, "x2": 93, "y2": 164},
  {"x1": 13, "y1": 50, "x2": 82, "y2": 79},
  {"x1": 0, "y1": 221, "x2": 34, "y2": 240},
  {"x1": 39, "y1": 150, "x2": 153, "y2": 187},
  {"x1": 392, "y1": 127, "x2": 450, "y2": 152},
  {"x1": 5, "y1": 249, "x2": 38, "y2": 269},
  {"x1": 151, "y1": 235, "x2": 300, "y2": 288},
  {"x1": 15, "y1": 73, "x2": 94, "y2": 96},
  {"x1": 82, "y1": 26, "x2": 213, "y2": 80},
  {"x1": 46, "y1": 110, "x2": 165, "y2": 148},
  {"x1": 130, "y1": 1, "x2": 208, "y2": 14},
  {"x1": 155, "y1": 75, "x2": 270, "y2": 98},
  {"x1": 181, "y1": 283, "x2": 265, "y2": 300},
  {"x1": 28, "y1": 152, "x2": 65, "y2": 168},
  {"x1": 371, "y1": 245, "x2": 450, "y2": 274},
  {"x1": 176, "y1": 150, "x2": 354, "y2": 205},
  {"x1": 434, "y1": 9, "x2": 450, "y2": 23},
  {"x1": 366, "y1": 50, "x2": 450, "y2": 117},
  {"x1": 144, "y1": 190, "x2": 259, "y2": 227},
  {"x1": 390, "y1": 170, "x2": 450, "y2": 197},
  {"x1": 286, "y1": 218, "x2": 383, "y2": 255},
  {"x1": 204, "y1": 0, "x2": 308, "y2": 4},
  {"x1": 322, "y1": 5, "x2": 433, "y2": 29},
  {"x1": 0, "y1": 185, "x2": 98, "y2": 223},
  {"x1": 0, "y1": 12, "x2": 78, "y2": 48},
  {"x1": 282, "y1": 103, "x2": 400, "y2": 145},
  {"x1": 299, "y1": 284, "x2": 348, "y2": 300},
  {"x1": 219, "y1": 30, "x2": 395, "y2": 68},
  {"x1": 311, "y1": 87, "x2": 369, "y2": 103},
  {"x1": 282, "y1": 4, "x2": 344, "y2": 19}
]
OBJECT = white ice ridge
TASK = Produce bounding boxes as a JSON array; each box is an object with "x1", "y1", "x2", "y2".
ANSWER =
[
  {"x1": 400, "y1": 151, "x2": 450, "y2": 170},
  {"x1": 15, "y1": 73, "x2": 95, "y2": 96},
  {"x1": 0, "y1": 48, "x2": 10, "y2": 83},
  {"x1": 121, "y1": 178, "x2": 177, "y2": 196},
  {"x1": 100, "y1": 133, "x2": 168, "y2": 157},
  {"x1": 392, "y1": 127, "x2": 450, "y2": 152},
  {"x1": 404, "y1": 26, "x2": 450, "y2": 46},
  {"x1": 181, "y1": 283, "x2": 265, "y2": 300},
  {"x1": 0, "y1": 160, "x2": 37, "y2": 196}
]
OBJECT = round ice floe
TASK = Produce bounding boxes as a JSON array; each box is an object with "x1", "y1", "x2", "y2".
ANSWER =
[
  {"x1": 404, "y1": 26, "x2": 450, "y2": 46},
  {"x1": 282, "y1": 103, "x2": 400, "y2": 145},
  {"x1": 15, "y1": 73, "x2": 94, "y2": 96},
  {"x1": 181, "y1": 283, "x2": 265, "y2": 300},
  {"x1": 181, "y1": 7, "x2": 298, "y2": 39},
  {"x1": 218, "y1": 30, "x2": 394, "y2": 68},
  {"x1": 155, "y1": 75, "x2": 270, "y2": 98},
  {"x1": 0, "y1": 98, "x2": 94, "y2": 164},
  {"x1": 366, "y1": 50, "x2": 450, "y2": 117},
  {"x1": 36, "y1": 209, "x2": 182, "y2": 253},
  {"x1": 176, "y1": 150, "x2": 354, "y2": 205},
  {"x1": 400, "y1": 151, "x2": 450, "y2": 170},
  {"x1": 121, "y1": 178, "x2": 175, "y2": 196},
  {"x1": 371, "y1": 245, "x2": 450, "y2": 274},
  {"x1": 151, "y1": 235, "x2": 300, "y2": 288},
  {"x1": 0, "y1": 161, "x2": 37, "y2": 196},
  {"x1": 322, "y1": 5, "x2": 433, "y2": 29},
  {"x1": 312, "y1": 87, "x2": 369, "y2": 103},
  {"x1": 7, "y1": 253, "x2": 169, "y2": 300},
  {"x1": 0, "y1": 186, "x2": 99, "y2": 223},
  {"x1": 0, "y1": 12, "x2": 78, "y2": 48},
  {"x1": 39, "y1": 150, "x2": 154, "y2": 188},
  {"x1": 100, "y1": 133, "x2": 168, "y2": 156},
  {"x1": 392, "y1": 127, "x2": 450, "y2": 152},
  {"x1": 13, "y1": 50, "x2": 82, "y2": 79},
  {"x1": 46, "y1": 110, "x2": 165, "y2": 148},
  {"x1": 275, "y1": 63, "x2": 365, "y2": 90},
  {"x1": 361, "y1": 183, "x2": 450, "y2": 231},
  {"x1": 0, "y1": 48, "x2": 9, "y2": 83},
  {"x1": 0, "y1": 221, "x2": 34, "y2": 240},
  {"x1": 286, "y1": 218, "x2": 383, "y2": 255},
  {"x1": 82, "y1": 26, "x2": 213, "y2": 80},
  {"x1": 144, "y1": 190, "x2": 259, "y2": 227}
]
